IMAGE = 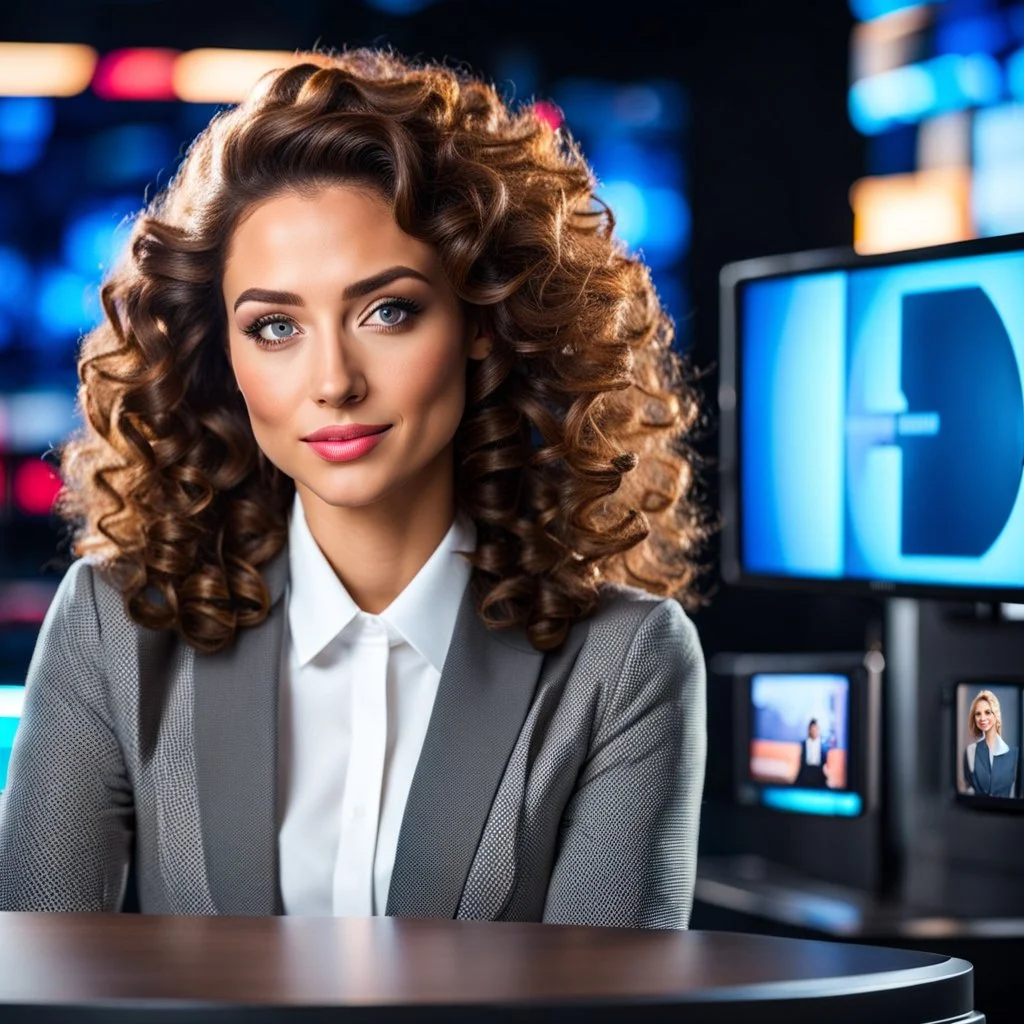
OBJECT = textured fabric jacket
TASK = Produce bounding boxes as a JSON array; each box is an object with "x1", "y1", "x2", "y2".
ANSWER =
[{"x1": 0, "y1": 548, "x2": 707, "y2": 927}]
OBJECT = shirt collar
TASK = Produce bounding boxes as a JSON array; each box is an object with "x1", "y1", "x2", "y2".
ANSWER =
[{"x1": 286, "y1": 490, "x2": 476, "y2": 672}]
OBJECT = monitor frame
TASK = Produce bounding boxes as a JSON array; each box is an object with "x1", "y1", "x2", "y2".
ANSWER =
[
  {"x1": 719, "y1": 229, "x2": 1024, "y2": 603},
  {"x1": 719, "y1": 650, "x2": 883, "y2": 821},
  {"x1": 950, "y1": 677, "x2": 1024, "y2": 814}
]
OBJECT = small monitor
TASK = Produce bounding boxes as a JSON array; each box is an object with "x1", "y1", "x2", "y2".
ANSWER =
[
  {"x1": 0, "y1": 684, "x2": 26, "y2": 792},
  {"x1": 953, "y1": 681, "x2": 1024, "y2": 811},
  {"x1": 720, "y1": 232, "x2": 1024, "y2": 602},
  {"x1": 720, "y1": 651, "x2": 882, "y2": 820}
]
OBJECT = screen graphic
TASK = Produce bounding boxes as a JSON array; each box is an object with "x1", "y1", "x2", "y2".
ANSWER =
[
  {"x1": 745, "y1": 672, "x2": 860, "y2": 817},
  {"x1": 954, "y1": 682, "x2": 1022, "y2": 804},
  {"x1": 740, "y1": 250, "x2": 1024, "y2": 592}
]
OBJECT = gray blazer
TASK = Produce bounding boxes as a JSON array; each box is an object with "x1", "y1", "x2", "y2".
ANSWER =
[{"x1": 0, "y1": 547, "x2": 706, "y2": 927}]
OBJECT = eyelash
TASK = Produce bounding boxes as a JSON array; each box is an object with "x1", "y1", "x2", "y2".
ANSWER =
[{"x1": 241, "y1": 296, "x2": 424, "y2": 349}]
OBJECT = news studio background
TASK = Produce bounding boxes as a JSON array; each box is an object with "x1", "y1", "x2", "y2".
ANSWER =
[{"x1": 3, "y1": 0, "x2": 1024, "y2": 1017}]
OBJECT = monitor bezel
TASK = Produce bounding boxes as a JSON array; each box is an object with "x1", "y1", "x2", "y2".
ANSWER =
[
  {"x1": 721, "y1": 650, "x2": 880, "y2": 820},
  {"x1": 951, "y1": 678, "x2": 1024, "y2": 813},
  {"x1": 719, "y1": 229, "x2": 1024, "y2": 603}
]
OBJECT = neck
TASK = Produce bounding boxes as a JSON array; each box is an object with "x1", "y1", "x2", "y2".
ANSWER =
[
  {"x1": 985, "y1": 731, "x2": 999, "y2": 748},
  {"x1": 296, "y1": 450, "x2": 457, "y2": 614}
]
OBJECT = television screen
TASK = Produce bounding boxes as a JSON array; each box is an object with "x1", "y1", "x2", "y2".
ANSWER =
[
  {"x1": 0, "y1": 684, "x2": 25, "y2": 792},
  {"x1": 720, "y1": 233, "x2": 1024, "y2": 600},
  {"x1": 743, "y1": 672, "x2": 861, "y2": 817},
  {"x1": 954, "y1": 681, "x2": 1023, "y2": 810}
]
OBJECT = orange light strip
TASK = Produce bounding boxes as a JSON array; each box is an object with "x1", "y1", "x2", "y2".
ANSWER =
[
  {"x1": 0, "y1": 42, "x2": 98, "y2": 97},
  {"x1": 850, "y1": 167, "x2": 973, "y2": 254},
  {"x1": 172, "y1": 48, "x2": 311, "y2": 103}
]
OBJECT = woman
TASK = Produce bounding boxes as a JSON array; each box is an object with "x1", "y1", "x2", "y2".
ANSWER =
[
  {"x1": 0, "y1": 49, "x2": 709, "y2": 927},
  {"x1": 962, "y1": 690, "x2": 1018, "y2": 798}
]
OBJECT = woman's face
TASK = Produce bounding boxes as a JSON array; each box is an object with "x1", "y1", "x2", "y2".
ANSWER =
[
  {"x1": 974, "y1": 700, "x2": 996, "y2": 735},
  {"x1": 222, "y1": 185, "x2": 490, "y2": 519}
]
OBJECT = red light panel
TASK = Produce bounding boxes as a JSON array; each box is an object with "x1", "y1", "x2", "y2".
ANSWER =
[
  {"x1": 533, "y1": 100, "x2": 564, "y2": 131},
  {"x1": 12, "y1": 459, "x2": 62, "y2": 516},
  {"x1": 92, "y1": 49, "x2": 178, "y2": 101}
]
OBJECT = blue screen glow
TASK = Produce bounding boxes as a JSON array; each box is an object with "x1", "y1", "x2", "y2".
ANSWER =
[
  {"x1": 0, "y1": 685, "x2": 25, "y2": 791},
  {"x1": 740, "y1": 250, "x2": 1024, "y2": 591}
]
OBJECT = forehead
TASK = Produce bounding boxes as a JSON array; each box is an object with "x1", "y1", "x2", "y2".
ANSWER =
[{"x1": 222, "y1": 185, "x2": 439, "y2": 287}]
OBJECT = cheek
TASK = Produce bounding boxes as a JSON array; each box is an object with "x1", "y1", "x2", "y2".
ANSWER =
[
  {"x1": 233, "y1": 354, "x2": 298, "y2": 427},
  {"x1": 396, "y1": 341, "x2": 467, "y2": 425}
]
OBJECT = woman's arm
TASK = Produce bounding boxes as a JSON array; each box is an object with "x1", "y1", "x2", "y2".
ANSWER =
[
  {"x1": 0, "y1": 559, "x2": 133, "y2": 911},
  {"x1": 542, "y1": 598, "x2": 707, "y2": 929}
]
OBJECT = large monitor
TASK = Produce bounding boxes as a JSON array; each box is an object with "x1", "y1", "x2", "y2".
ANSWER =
[{"x1": 719, "y1": 232, "x2": 1024, "y2": 601}]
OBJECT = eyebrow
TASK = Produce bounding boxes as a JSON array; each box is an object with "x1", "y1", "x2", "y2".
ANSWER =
[{"x1": 232, "y1": 265, "x2": 432, "y2": 312}]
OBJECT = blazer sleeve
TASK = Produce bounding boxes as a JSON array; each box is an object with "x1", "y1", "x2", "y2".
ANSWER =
[
  {"x1": 541, "y1": 598, "x2": 707, "y2": 929},
  {"x1": 0, "y1": 559, "x2": 133, "y2": 911}
]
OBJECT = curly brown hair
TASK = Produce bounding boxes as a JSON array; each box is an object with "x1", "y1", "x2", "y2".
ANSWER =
[{"x1": 54, "y1": 47, "x2": 711, "y2": 654}]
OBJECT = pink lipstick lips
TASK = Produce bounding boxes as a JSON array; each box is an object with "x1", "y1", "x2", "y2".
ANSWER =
[{"x1": 302, "y1": 424, "x2": 392, "y2": 462}]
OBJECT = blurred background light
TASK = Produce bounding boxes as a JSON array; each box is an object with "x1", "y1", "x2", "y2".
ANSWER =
[
  {"x1": 12, "y1": 458, "x2": 62, "y2": 516},
  {"x1": 849, "y1": 52, "x2": 1002, "y2": 132},
  {"x1": 849, "y1": 166, "x2": 971, "y2": 252},
  {"x1": 0, "y1": 585, "x2": 56, "y2": 626},
  {"x1": 935, "y1": 12, "x2": 1010, "y2": 55},
  {"x1": 973, "y1": 101, "x2": 1024, "y2": 234},
  {"x1": 532, "y1": 100, "x2": 563, "y2": 131},
  {"x1": 93, "y1": 49, "x2": 178, "y2": 101},
  {"x1": 0, "y1": 97, "x2": 54, "y2": 174},
  {"x1": 850, "y1": 0, "x2": 945, "y2": 20},
  {"x1": 86, "y1": 124, "x2": 175, "y2": 184},
  {"x1": 4, "y1": 393, "x2": 76, "y2": 455},
  {"x1": 850, "y1": 6, "x2": 932, "y2": 81},
  {"x1": 1005, "y1": 45, "x2": 1024, "y2": 98},
  {"x1": 554, "y1": 78, "x2": 687, "y2": 133},
  {"x1": 62, "y1": 198, "x2": 137, "y2": 277},
  {"x1": 0, "y1": 247, "x2": 34, "y2": 331},
  {"x1": 172, "y1": 48, "x2": 306, "y2": 103},
  {"x1": 362, "y1": 0, "x2": 441, "y2": 12},
  {"x1": 0, "y1": 43, "x2": 97, "y2": 98},
  {"x1": 35, "y1": 265, "x2": 97, "y2": 340}
]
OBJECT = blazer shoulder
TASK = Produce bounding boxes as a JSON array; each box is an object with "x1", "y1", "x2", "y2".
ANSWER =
[
  {"x1": 43, "y1": 556, "x2": 146, "y2": 653},
  {"x1": 578, "y1": 583, "x2": 703, "y2": 693},
  {"x1": 589, "y1": 582, "x2": 699, "y2": 649}
]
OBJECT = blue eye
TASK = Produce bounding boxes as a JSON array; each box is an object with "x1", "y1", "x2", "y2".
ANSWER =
[
  {"x1": 364, "y1": 296, "x2": 423, "y2": 330},
  {"x1": 374, "y1": 304, "x2": 406, "y2": 325},
  {"x1": 243, "y1": 317, "x2": 300, "y2": 346}
]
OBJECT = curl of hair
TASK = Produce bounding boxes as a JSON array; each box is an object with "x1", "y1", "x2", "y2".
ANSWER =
[{"x1": 55, "y1": 47, "x2": 713, "y2": 655}]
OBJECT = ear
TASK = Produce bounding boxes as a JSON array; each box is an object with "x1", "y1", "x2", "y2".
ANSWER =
[{"x1": 466, "y1": 320, "x2": 493, "y2": 361}]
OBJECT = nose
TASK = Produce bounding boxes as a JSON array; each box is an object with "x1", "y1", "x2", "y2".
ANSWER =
[{"x1": 311, "y1": 330, "x2": 366, "y2": 407}]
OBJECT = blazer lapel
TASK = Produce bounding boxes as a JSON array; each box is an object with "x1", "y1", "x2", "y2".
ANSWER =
[
  {"x1": 386, "y1": 583, "x2": 544, "y2": 918},
  {"x1": 193, "y1": 545, "x2": 289, "y2": 916}
]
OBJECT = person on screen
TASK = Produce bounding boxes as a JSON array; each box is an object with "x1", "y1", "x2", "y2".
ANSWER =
[
  {"x1": 962, "y1": 690, "x2": 1018, "y2": 798},
  {"x1": 0, "y1": 49, "x2": 710, "y2": 928},
  {"x1": 795, "y1": 719, "x2": 829, "y2": 789}
]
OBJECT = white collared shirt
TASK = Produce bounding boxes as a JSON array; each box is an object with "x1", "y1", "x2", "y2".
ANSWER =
[
  {"x1": 805, "y1": 737, "x2": 821, "y2": 766},
  {"x1": 276, "y1": 491, "x2": 476, "y2": 916}
]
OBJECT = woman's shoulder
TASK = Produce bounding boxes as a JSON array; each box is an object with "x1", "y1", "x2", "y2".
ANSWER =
[
  {"x1": 573, "y1": 582, "x2": 703, "y2": 677},
  {"x1": 589, "y1": 581, "x2": 697, "y2": 633},
  {"x1": 43, "y1": 556, "x2": 138, "y2": 642}
]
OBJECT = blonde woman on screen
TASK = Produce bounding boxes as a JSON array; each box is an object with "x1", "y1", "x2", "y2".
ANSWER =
[{"x1": 962, "y1": 690, "x2": 1018, "y2": 798}]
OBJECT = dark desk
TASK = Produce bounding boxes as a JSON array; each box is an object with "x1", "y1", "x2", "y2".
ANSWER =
[{"x1": 0, "y1": 913, "x2": 980, "y2": 1023}]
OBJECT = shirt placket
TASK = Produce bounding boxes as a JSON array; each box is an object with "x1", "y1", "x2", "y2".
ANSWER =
[{"x1": 333, "y1": 616, "x2": 389, "y2": 916}]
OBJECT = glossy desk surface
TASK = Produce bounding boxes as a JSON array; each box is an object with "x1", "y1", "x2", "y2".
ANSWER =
[{"x1": 0, "y1": 913, "x2": 979, "y2": 1023}]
